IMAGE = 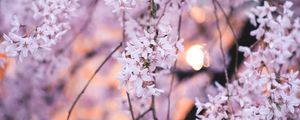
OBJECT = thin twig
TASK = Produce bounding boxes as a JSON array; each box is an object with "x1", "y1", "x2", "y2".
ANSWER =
[
  {"x1": 213, "y1": 0, "x2": 239, "y2": 78},
  {"x1": 167, "y1": 60, "x2": 176, "y2": 120},
  {"x1": 67, "y1": 42, "x2": 122, "y2": 120},
  {"x1": 126, "y1": 92, "x2": 135, "y2": 120},
  {"x1": 167, "y1": 12, "x2": 182, "y2": 120},
  {"x1": 212, "y1": 0, "x2": 229, "y2": 83},
  {"x1": 136, "y1": 108, "x2": 152, "y2": 120},
  {"x1": 57, "y1": 0, "x2": 99, "y2": 54},
  {"x1": 155, "y1": 0, "x2": 171, "y2": 27},
  {"x1": 250, "y1": 39, "x2": 263, "y2": 49},
  {"x1": 212, "y1": 0, "x2": 233, "y2": 113},
  {"x1": 151, "y1": 96, "x2": 158, "y2": 120}
]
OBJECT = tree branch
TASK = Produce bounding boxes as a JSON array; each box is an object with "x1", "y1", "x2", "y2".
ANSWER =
[
  {"x1": 167, "y1": 12, "x2": 182, "y2": 120},
  {"x1": 67, "y1": 42, "x2": 122, "y2": 120},
  {"x1": 151, "y1": 96, "x2": 158, "y2": 120},
  {"x1": 136, "y1": 108, "x2": 152, "y2": 120},
  {"x1": 57, "y1": 0, "x2": 99, "y2": 54},
  {"x1": 212, "y1": 0, "x2": 234, "y2": 113},
  {"x1": 126, "y1": 92, "x2": 135, "y2": 120},
  {"x1": 212, "y1": 0, "x2": 229, "y2": 83},
  {"x1": 213, "y1": 0, "x2": 239, "y2": 79}
]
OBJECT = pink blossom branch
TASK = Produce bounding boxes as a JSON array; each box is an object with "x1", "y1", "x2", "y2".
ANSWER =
[{"x1": 67, "y1": 42, "x2": 122, "y2": 120}]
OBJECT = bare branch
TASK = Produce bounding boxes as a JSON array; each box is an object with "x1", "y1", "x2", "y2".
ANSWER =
[
  {"x1": 127, "y1": 92, "x2": 135, "y2": 120},
  {"x1": 57, "y1": 0, "x2": 99, "y2": 54},
  {"x1": 167, "y1": 12, "x2": 182, "y2": 120},
  {"x1": 67, "y1": 42, "x2": 122, "y2": 120},
  {"x1": 212, "y1": 0, "x2": 230, "y2": 83},
  {"x1": 212, "y1": 0, "x2": 234, "y2": 113},
  {"x1": 213, "y1": 0, "x2": 239, "y2": 79},
  {"x1": 136, "y1": 108, "x2": 152, "y2": 120},
  {"x1": 151, "y1": 96, "x2": 158, "y2": 120}
]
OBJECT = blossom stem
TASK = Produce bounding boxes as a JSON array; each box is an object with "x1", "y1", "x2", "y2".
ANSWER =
[{"x1": 67, "y1": 42, "x2": 122, "y2": 120}]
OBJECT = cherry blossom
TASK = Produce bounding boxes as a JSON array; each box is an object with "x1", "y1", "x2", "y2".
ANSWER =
[
  {"x1": 195, "y1": 1, "x2": 300, "y2": 119},
  {"x1": 1, "y1": 0, "x2": 79, "y2": 61}
]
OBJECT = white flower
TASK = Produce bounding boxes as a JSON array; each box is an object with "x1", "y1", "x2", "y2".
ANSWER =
[
  {"x1": 16, "y1": 37, "x2": 38, "y2": 60},
  {"x1": 256, "y1": 1, "x2": 276, "y2": 18},
  {"x1": 1, "y1": 0, "x2": 79, "y2": 61},
  {"x1": 195, "y1": 98, "x2": 203, "y2": 115},
  {"x1": 10, "y1": 15, "x2": 20, "y2": 32},
  {"x1": 105, "y1": 0, "x2": 136, "y2": 13},
  {"x1": 196, "y1": 1, "x2": 300, "y2": 119},
  {"x1": 114, "y1": 3, "x2": 183, "y2": 97},
  {"x1": 176, "y1": 38, "x2": 184, "y2": 52},
  {"x1": 238, "y1": 46, "x2": 251, "y2": 57}
]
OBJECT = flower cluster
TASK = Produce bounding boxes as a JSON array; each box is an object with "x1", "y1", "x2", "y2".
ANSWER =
[
  {"x1": 195, "y1": 1, "x2": 300, "y2": 119},
  {"x1": 111, "y1": 1, "x2": 184, "y2": 98},
  {"x1": 0, "y1": 0, "x2": 79, "y2": 61},
  {"x1": 104, "y1": 0, "x2": 137, "y2": 13}
]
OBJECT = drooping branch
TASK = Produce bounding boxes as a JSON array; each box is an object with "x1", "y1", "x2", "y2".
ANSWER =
[
  {"x1": 151, "y1": 96, "x2": 158, "y2": 120},
  {"x1": 167, "y1": 12, "x2": 182, "y2": 120},
  {"x1": 212, "y1": 0, "x2": 233, "y2": 113},
  {"x1": 67, "y1": 42, "x2": 122, "y2": 120},
  {"x1": 57, "y1": 0, "x2": 99, "y2": 54},
  {"x1": 212, "y1": 0, "x2": 229, "y2": 84},
  {"x1": 213, "y1": 0, "x2": 239, "y2": 79}
]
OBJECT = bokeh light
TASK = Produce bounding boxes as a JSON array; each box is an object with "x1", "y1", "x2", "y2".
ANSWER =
[{"x1": 186, "y1": 45, "x2": 206, "y2": 71}]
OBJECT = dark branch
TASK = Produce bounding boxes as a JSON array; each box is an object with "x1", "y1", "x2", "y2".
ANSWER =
[
  {"x1": 127, "y1": 92, "x2": 135, "y2": 120},
  {"x1": 167, "y1": 12, "x2": 182, "y2": 120},
  {"x1": 151, "y1": 96, "x2": 158, "y2": 120},
  {"x1": 213, "y1": 0, "x2": 239, "y2": 79},
  {"x1": 136, "y1": 108, "x2": 152, "y2": 120},
  {"x1": 57, "y1": 0, "x2": 99, "y2": 54},
  {"x1": 212, "y1": 0, "x2": 230, "y2": 83},
  {"x1": 67, "y1": 42, "x2": 122, "y2": 120}
]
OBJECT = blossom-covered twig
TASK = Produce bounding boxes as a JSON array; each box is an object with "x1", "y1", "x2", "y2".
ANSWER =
[
  {"x1": 195, "y1": 1, "x2": 300, "y2": 119},
  {"x1": 1, "y1": 0, "x2": 79, "y2": 61}
]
